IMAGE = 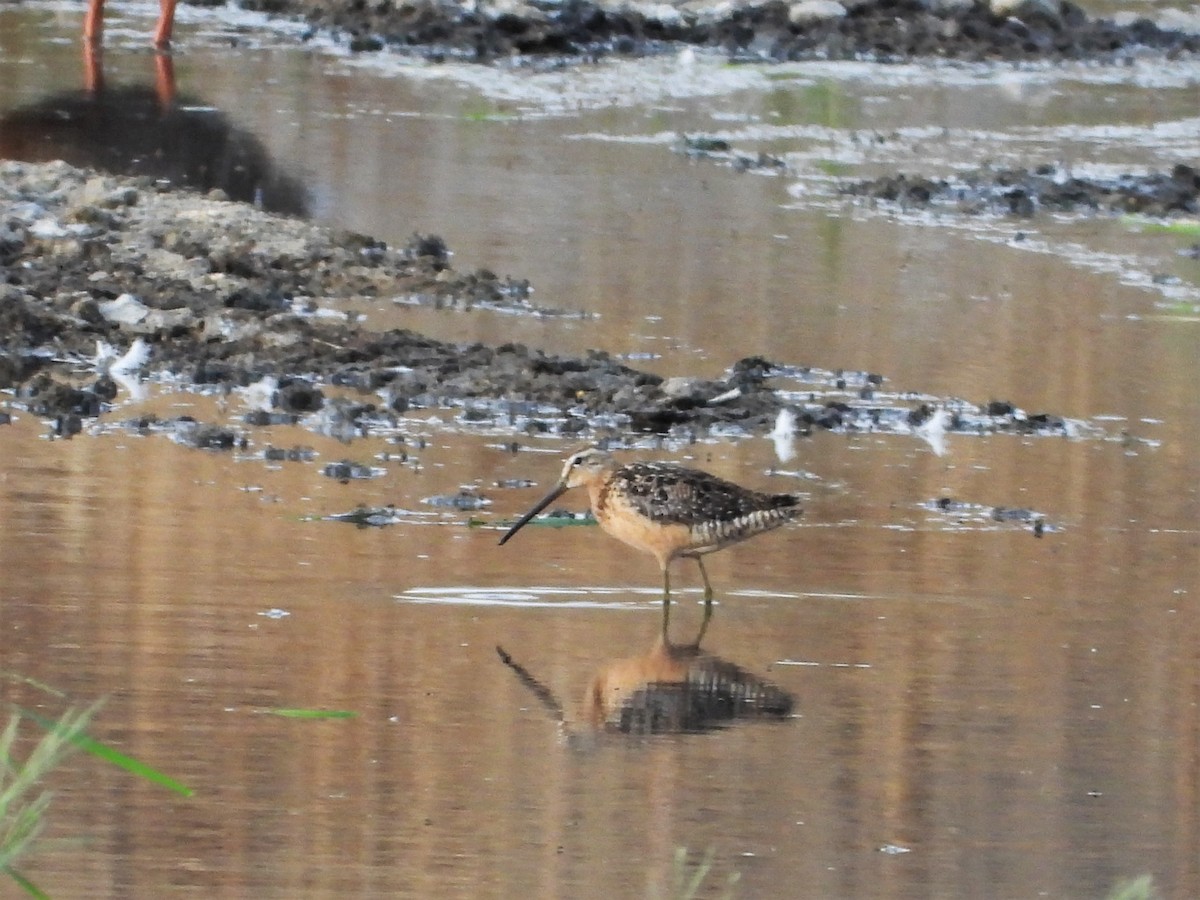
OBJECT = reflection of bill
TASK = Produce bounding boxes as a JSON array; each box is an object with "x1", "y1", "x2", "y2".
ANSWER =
[{"x1": 497, "y1": 632, "x2": 794, "y2": 738}]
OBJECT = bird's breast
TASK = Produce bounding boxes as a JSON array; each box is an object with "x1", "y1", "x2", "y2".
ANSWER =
[{"x1": 591, "y1": 480, "x2": 693, "y2": 566}]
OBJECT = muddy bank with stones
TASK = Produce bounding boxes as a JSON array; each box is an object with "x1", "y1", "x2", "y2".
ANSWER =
[
  {"x1": 1, "y1": 160, "x2": 1118, "y2": 448},
  {"x1": 248, "y1": 0, "x2": 1200, "y2": 63},
  {"x1": 842, "y1": 163, "x2": 1200, "y2": 218},
  {"x1": 5, "y1": 2, "x2": 1194, "y2": 450},
  {"x1": 674, "y1": 138, "x2": 1200, "y2": 218}
]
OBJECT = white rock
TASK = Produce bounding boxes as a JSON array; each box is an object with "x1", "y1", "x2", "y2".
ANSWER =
[
  {"x1": 639, "y1": 3, "x2": 683, "y2": 23},
  {"x1": 240, "y1": 376, "x2": 279, "y2": 412},
  {"x1": 989, "y1": 0, "x2": 1059, "y2": 18},
  {"x1": 97, "y1": 293, "x2": 150, "y2": 325},
  {"x1": 661, "y1": 376, "x2": 701, "y2": 399},
  {"x1": 29, "y1": 218, "x2": 69, "y2": 239},
  {"x1": 789, "y1": 0, "x2": 847, "y2": 24},
  {"x1": 677, "y1": 0, "x2": 739, "y2": 24}
]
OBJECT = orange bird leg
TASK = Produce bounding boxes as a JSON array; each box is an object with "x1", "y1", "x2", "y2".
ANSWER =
[
  {"x1": 154, "y1": 52, "x2": 177, "y2": 106},
  {"x1": 153, "y1": 0, "x2": 178, "y2": 49},
  {"x1": 82, "y1": 40, "x2": 105, "y2": 94},
  {"x1": 84, "y1": 0, "x2": 105, "y2": 44},
  {"x1": 83, "y1": 0, "x2": 177, "y2": 48}
]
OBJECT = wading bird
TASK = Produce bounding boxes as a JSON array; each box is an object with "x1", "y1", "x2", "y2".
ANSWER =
[
  {"x1": 85, "y1": 0, "x2": 178, "y2": 48},
  {"x1": 499, "y1": 446, "x2": 803, "y2": 632}
]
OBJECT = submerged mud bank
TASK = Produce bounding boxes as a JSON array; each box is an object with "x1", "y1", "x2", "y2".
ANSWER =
[
  {"x1": 251, "y1": 0, "x2": 1200, "y2": 63},
  {"x1": 1, "y1": 161, "x2": 1132, "y2": 448},
  {"x1": 843, "y1": 163, "x2": 1200, "y2": 218}
]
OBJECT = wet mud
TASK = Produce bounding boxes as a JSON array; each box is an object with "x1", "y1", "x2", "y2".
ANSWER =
[
  {"x1": 676, "y1": 136, "x2": 1200, "y2": 222},
  {"x1": 921, "y1": 496, "x2": 1052, "y2": 536},
  {"x1": 843, "y1": 163, "x2": 1200, "y2": 218},
  {"x1": 0, "y1": 161, "x2": 1145, "y2": 446},
  {"x1": 255, "y1": 0, "x2": 1200, "y2": 63},
  {"x1": 4, "y1": 4, "x2": 1194, "y2": 449}
]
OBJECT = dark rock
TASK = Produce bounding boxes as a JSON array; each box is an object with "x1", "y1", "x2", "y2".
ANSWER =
[
  {"x1": 322, "y1": 459, "x2": 379, "y2": 481},
  {"x1": 406, "y1": 232, "x2": 450, "y2": 266},
  {"x1": 174, "y1": 420, "x2": 242, "y2": 450},
  {"x1": 54, "y1": 413, "x2": 83, "y2": 437},
  {"x1": 276, "y1": 378, "x2": 325, "y2": 413},
  {"x1": 22, "y1": 376, "x2": 106, "y2": 418},
  {"x1": 91, "y1": 376, "x2": 119, "y2": 402},
  {"x1": 264, "y1": 445, "x2": 316, "y2": 462}
]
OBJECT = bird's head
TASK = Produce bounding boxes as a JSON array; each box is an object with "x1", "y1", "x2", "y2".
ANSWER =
[
  {"x1": 498, "y1": 446, "x2": 616, "y2": 546},
  {"x1": 558, "y1": 446, "x2": 616, "y2": 489}
]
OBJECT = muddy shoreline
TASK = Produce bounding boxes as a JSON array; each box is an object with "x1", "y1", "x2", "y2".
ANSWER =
[
  {"x1": 1, "y1": 160, "x2": 1148, "y2": 452},
  {"x1": 246, "y1": 0, "x2": 1200, "y2": 64},
  {"x1": 842, "y1": 163, "x2": 1200, "y2": 218},
  {"x1": 4, "y1": 1, "x2": 1196, "y2": 449}
]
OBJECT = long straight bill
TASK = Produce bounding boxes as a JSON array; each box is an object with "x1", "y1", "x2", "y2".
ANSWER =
[{"x1": 498, "y1": 483, "x2": 568, "y2": 545}]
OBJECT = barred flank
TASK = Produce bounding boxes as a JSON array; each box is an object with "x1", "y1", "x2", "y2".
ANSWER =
[{"x1": 690, "y1": 502, "x2": 802, "y2": 549}]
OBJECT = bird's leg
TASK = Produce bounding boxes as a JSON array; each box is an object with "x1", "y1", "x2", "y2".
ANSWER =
[
  {"x1": 696, "y1": 557, "x2": 714, "y2": 608},
  {"x1": 154, "y1": 50, "x2": 176, "y2": 106},
  {"x1": 84, "y1": 0, "x2": 104, "y2": 45},
  {"x1": 660, "y1": 565, "x2": 672, "y2": 639},
  {"x1": 154, "y1": 0, "x2": 178, "y2": 49},
  {"x1": 694, "y1": 604, "x2": 712, "y2": 646},
  {"x1": 83, "y1": 39, "x2": 104, "y2": 95},
  {"x1": 694, "y1": 557, "x2": 714, "y2": 644},
  {"x1": 662, "y1": 567, "x2": 671, "y2": 624}
]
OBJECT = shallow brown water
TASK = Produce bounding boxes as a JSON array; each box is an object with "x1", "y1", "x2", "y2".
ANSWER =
[{"x1": 3, "y1": 3, "x2": 1200, "y2": 899}]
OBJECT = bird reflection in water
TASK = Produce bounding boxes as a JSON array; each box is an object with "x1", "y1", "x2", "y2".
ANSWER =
[
  {"x1": 82, "y1": 0, "x2": 176, "y2": 101},
  {"x1": 497, "y1": 613, "x2": 793, "y2": 739},
  {"x1": 0, "y1": 18, "x2": 308, "y2": 217}
]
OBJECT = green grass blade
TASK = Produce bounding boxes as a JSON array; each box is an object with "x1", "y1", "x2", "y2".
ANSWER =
[
  {"x1": 0, "y1": 675, "x2": 68, "y2": 701},
  {"x1": 268, "y1": 709, "x2": 357, "y2": 719},
  {"x1": 682, "y1": 848, "x2": 714, "y2": 899},
  {"x1": 18, "y1": 710, "x2": 193, "y2": 798},
  {"x1": 0, "y1": 795, "x2": 50, "y2": 870},
  {"x1": 670, "y1": 847, "x2": 739, "y2": 900},
  {"x1": 495, "y1": 514, "x2": 596, "y2": 530},
  {"x1": 2, "y1": 866, "x2": 49, "y2": 899},
  {"x1": 69, "y1": 734, "x2": 193, "y2": 797},
  {"x1": 1122, "y1": 216, "x2": 1200, "y2": 236},
  {"x1": 1107, "y1": 875, "x2": 1161, "y2": 900},
  {"x1": 0, "y1": 715, "x2": 20, "y2": 777}
]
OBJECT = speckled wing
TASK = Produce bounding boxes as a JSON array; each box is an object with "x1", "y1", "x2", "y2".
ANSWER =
[{"x1": 611, "y1": 463, "x2": 802, "y2": 527}]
